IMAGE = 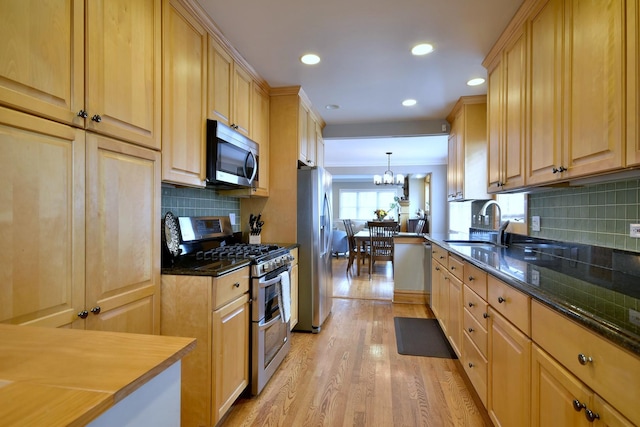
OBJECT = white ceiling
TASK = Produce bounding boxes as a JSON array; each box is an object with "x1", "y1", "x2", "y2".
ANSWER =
[{"x1": 196, "y1": 0, "x2": 523, "y2": 178}]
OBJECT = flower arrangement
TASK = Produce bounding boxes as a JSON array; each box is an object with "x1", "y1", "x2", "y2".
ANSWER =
[{"x1": 374, "y1": 209, "x2": 387, "y2": 220}]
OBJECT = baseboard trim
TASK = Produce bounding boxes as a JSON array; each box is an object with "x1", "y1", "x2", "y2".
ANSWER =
[{"x1": 393, "y1": 290, "x2": 429, "y2": 305}]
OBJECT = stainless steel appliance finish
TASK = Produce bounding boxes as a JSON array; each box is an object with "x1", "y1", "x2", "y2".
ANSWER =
[
  {"x1": 206, "y1": 120, "x2": 259, "y2": 189},
  {"x1": 296, "y1": 167, "x2": 333, "y2": 333},
  {"x1": 161, "y1": 215, "x2": 293, "y2": 395},
  {"x1": 250, "y1": 258, "x2": 292, "y2": 395}
]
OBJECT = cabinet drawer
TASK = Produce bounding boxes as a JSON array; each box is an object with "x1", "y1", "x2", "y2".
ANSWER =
[
  {"x1": 464, "y1": 307, "x2": 487, "y2": 356},
  {"x1": 464, "y1": 263, "x2": 487, "y2": 300},
  {"x1": 532, "y1": 300, "x2": 640, "y2": 426},
  {"x1": 463, "y1": 331, "x2": 488, "y2": 406},
  {"x1": 432, "y1": 244, "x2": 448, "y2": 265},
  {"x1": 213, "y1": 267, "x2": 250, "y2": 309},
  {"x1": 464, "y1": 284, "x2": 488, "y2": 330},
  {"x1": 448, "y1": 254, "x2": 464, "y2": 281},
  {"x1": 487, "y1": 275, "x2": 530, "y2": 335}
]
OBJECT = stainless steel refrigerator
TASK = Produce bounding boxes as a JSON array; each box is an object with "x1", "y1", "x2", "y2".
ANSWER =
[{"x1": 295, "y1": 166, "x2": 333, "y2": 333}]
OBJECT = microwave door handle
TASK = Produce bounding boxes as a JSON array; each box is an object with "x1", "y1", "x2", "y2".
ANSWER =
[{"x1": 245, "y1": 151, "x2": 258, "y2": 183}]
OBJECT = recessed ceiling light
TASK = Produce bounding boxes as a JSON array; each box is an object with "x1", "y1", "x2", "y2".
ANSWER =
[
  {"x1": 467, "y1": 78, "x2": 485, "y2": 86},
  {"x1": 325, "y1": 104, "x2": 340, "y2": 110},
  {"x1": 411, "y1": 43, "x2": 434, "y2": 56},
  {"x1": 402, "y1": 99, "x2": 417, "y2": 107},
  {"x1": 300, "y1": 54, "x2": 320, "y2": 65}
]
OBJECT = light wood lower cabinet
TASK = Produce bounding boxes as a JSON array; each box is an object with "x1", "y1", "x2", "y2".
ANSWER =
[
  {"x1": 161, "y1": 267, "x2": 250, "y2": 427},
  {"x1": 532, "y1": 344, "x2": 634, "y2": 427},
  {"x1": 0, "y1": 108, "x2": 160, "y2": 332},
  {"x1": 488, "y1": 307, "x2": 531, "y2": 427},
  {"x1": 0, "y1": 107, "x2": 85, "y2": 328},
  {"x1": 290, "y1": 248, "x2": 299, "y2": 330},
  {"x1": 85, "y1": 133, "x2": 161, "y2": 334},
  {"x1": 447, "y1": 274, "x2": 463, "y2": 357}
]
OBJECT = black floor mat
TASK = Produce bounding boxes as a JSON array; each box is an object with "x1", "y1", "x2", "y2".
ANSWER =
[{"x1": 394, "y1": 317, "x2": 458, "y2": 358}]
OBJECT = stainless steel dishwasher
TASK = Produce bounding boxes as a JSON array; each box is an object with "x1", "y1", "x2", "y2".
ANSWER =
[{"x1": 423, "y1": 242, "x2": 432, "y2": 304}]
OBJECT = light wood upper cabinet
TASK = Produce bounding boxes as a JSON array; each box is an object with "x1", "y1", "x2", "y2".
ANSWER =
[
  {"x1": 298, "y1": 102, "x2": 311, "y2": 165},
  {"x1": 208, "y1": 36, "x2": 252, "y2": 137},
  {"x1": 161, "y1": 0, "x2": 207, "y2": 187},
  {"x1": 526, "y1": 0, "x2": 564, "y2": 186},
  {"x1": 562, "y1": 0, "x2": 624, "y2": 178},
  {"x1": 0, "y1": 0, "x2": 162, "y2": 149},
  {"x1": 626, "y1": 0, "x2": 640, "y2": 166},
  {"x1": 446, "y1": 96, "x2": 490, "y2": 201},
  {"x1": 0, "y1": 107, "x2": 85, "y2": 328},
  {"x1": 487, "y1": 61, "x2": 503, "y2": 193},
  {"x1": 251, "y1": 83, "x2": 270, "y2": 196},
  {"x1": 85, "y1": 0, "x2": 162, "y2": 149},
  {"x1": 315, "y1": 121, "x2": 325, "y2": 168},
  {"x1": 85, "y1": 133, "x2": 161, "y2": 335},
  {"x1": 0, "y1": 0, "x2": 85, "y2": 128}
]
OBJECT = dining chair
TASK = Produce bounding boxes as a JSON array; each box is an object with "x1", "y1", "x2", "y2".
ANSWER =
[
  {"x1": 343, "y1": 219, "x2": 367, "y2": 273},
  {"x1": 366, "y1": 221, "x2": 397, "y2": 278}
]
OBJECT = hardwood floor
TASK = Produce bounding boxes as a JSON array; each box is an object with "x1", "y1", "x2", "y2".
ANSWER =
[{"x1": 220, "y1": 257, "x2": 490, "y2": 426}]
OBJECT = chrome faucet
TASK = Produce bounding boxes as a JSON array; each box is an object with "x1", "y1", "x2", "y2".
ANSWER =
[{"x1": 479, "y1": 200, "x2": 509, "y2": 246}]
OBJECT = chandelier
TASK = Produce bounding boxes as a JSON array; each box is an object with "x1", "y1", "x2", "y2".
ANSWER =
[{"x1": 374, "y1": 152, "x2": 404, "y2": 185}]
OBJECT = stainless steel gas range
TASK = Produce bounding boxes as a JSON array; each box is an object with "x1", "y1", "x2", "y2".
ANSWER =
[{"x1": 162, "y1": 214, "x2": 294, "y2": 396}]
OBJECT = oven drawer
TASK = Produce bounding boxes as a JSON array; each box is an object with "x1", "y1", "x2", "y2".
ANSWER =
[{"x1": 213, "y1": 267, "x2": 250, "y2": 309}]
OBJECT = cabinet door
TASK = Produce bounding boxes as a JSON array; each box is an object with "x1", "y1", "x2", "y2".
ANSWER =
[
  {"x1": 526, "y1": 0, "x2": 564, "y2": 186},
  {"x1": 502, "y1": 28, "x2": 526, "y2": 190},
  {"x1": 315, "y1": 122, "x2": 325, "y2": 168},
  {"x1": 430, "y1": 263, "x2": 441, "y2": 318},
  {"x1": 447, "y1": 132, "x2": 458, "y2": 201},
  {"x1": 0, "y1": 107, "x2": 85, "y2": 328},
  {"x1": 0, "y1": 0, "x2": 84, "y2": 127},
  {"x1": 628, "y1": 0, "x2": 640, "y2": 166},
  {"x1": 487, "y1": 61, "x2": 503, "y2": 192},
  {"x1": 447, "y1": 274, "x2": 463, "y2": 357},
  {"x1": 290, "y1": 263, "x2": 299, "y2": 330},
  {"x1": 251, "y1": 83, "x2": 270, "y2": 196},
  {"x1": 298, "y1": 102, "x2": 309, "y2": 164},
  {"x1": 162, "y1": 0, "x2": 207, "y2": 187},
  {"x1": 86, "y1": 0, "x2": 161, "y2": 149},
  {"x1": 532, "y1": 344, "x2": 591, "y2": 427},
  {"x1": 563, "y1": 0, "x2": 624, "y2": 178},
  {"x1": 233, "y1": 65, "x2": 252, "y2": 137},
  {"x1": 306, "y1": 112, "x2": 317, "y2": 166},
  {"x1": 208, "y1": 36, "x2": 233, "y2": 126},
  {"x1": 213, "y1": 294, "x2": 250, "y2": 424},
  {"x1": 85, "y1": 133, "x2": 160, "y2": 334},
  {"x1": 488, "y1": 308, "x2": 531, "y2": 427}
]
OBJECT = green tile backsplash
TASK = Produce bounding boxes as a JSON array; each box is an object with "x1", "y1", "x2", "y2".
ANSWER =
[
  {"x1": 161, "y1": 185, "x2": 241, "y2": 232},
  {"x1": 528, "y1": 178, "x2": 640, "y2": 253}
]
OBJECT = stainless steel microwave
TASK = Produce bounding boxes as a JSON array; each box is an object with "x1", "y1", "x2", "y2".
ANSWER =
[{"x1": 206, "y1": 120, "x2": 259, "y2": 189}]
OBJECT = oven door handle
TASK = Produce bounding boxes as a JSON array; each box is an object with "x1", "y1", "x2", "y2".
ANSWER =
[
  {"x1": 258, "y1": 312, "x2": 284, "y2": 330},
  {"x1": 259, "y1": 265, "x2": 291, "y2": 288}
]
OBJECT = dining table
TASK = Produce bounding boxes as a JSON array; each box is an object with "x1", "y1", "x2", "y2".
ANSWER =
[{"x1": 353, "y1": 230, "x2": 370, "y2": 276}]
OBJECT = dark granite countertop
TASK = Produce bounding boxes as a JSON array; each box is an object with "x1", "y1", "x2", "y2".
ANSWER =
[
  {"x1": 161, "y1": 259, "x2": 251, "y2": 277},
  {"x1": 426, "y1": 233, "x2": 640, "y2": 356}
]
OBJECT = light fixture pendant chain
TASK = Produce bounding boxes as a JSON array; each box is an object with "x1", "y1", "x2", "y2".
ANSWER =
[{"x1": 374, "y1": 152, "x2": 403, "y2": 186}]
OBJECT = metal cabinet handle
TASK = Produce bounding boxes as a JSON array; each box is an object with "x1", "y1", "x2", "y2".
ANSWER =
[
  {"x1": 450, "y1": 266, "x2": 456, "y2": 270},
  {"x1": 468, "y1": 362, "x2": 474, "y2": 368},
  {"x1": 585, "y1": 409, "x2": 600, "y2": 422},
  {"x1": 77, "y1": 310, "x2": 89, "y2": 319},
  {"x1": 468, "y1": 302, "x2": 474, "y2": 308},
  {"x1": 91, "y1": 114, "x2": 102, "y2": 122},
  {"x1": 577, "y1": 353, "x2": 593, "y2": 365},
  {"x1": 233, "y1": 282, "x2": 240, "y2": 288},
  {"x1": 468, "y1": 327, "x2": 474, "y2": 333},
  {"x1": 483, "y1": 312, "x2": 489, "y2": 319},
  {"x1": 552, "y1": 166, "x2": 567, "y2": 174},
  {"x1": 573, "y1": 399, "x2": 586, "y2": 412},
  {"x1": 468, "y1": 275, "x2": 474, "y2": 281},
  {"x1": 90, "y1": 306, "x2": 101, "y2": 314},
  {"x1": 77, "y1": 110, "x2": 88, "y2": 118},
  {"x1": 497, "y1": 296, "x2": 505, "y2": 304}
]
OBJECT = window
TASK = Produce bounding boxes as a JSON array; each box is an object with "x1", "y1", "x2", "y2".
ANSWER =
[{"x1": 339, "y1": 189, "x2": 398, "y2": 220}]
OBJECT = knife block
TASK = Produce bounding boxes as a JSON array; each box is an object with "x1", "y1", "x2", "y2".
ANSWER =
[{"x1": 249, "y1": 235, "x2": 261, "y2": 244}]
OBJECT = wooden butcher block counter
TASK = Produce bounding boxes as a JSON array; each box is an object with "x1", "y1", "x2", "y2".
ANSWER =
[{"x1": 0, "y1": 324, "x2": 195, "y2": 426}]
